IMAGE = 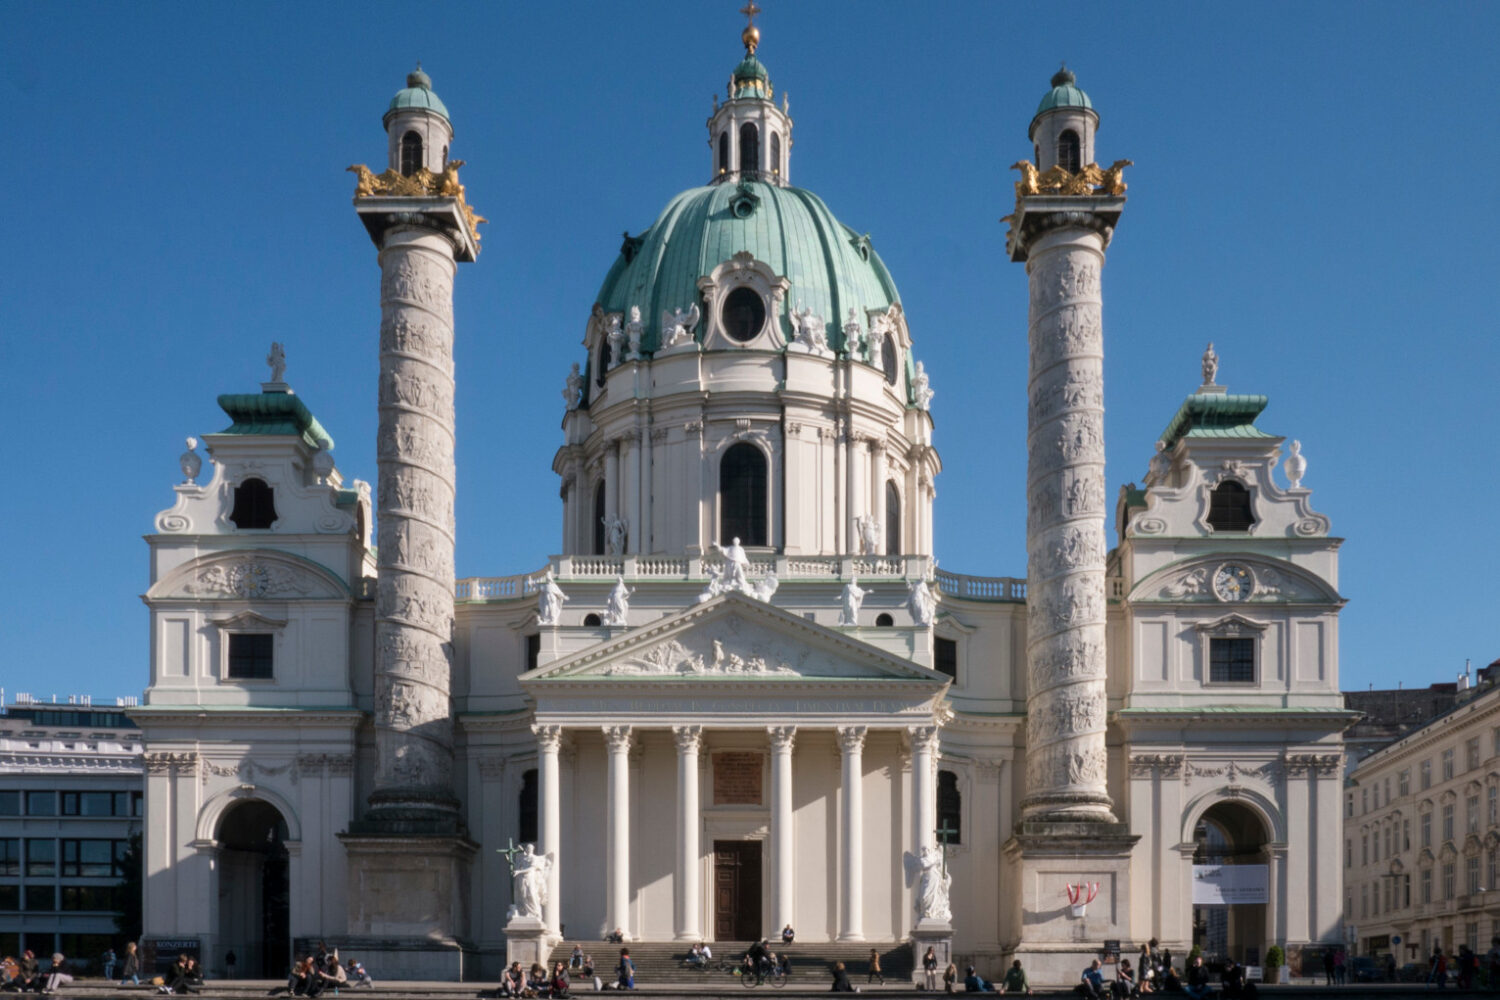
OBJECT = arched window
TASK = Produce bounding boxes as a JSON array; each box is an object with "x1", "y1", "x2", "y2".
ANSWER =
[
  {"x1": 882, "y1": 340, "x2": 899, "y2": 385},
  {"x1": 583, "y1": 613, "x2": 602, "y2": 627},
  {"x1": 719, "y1": 443, "x2": 768, "y2": 546},
  {"x1": 875, "y1": 613, "x2": 894, "y2": 627},
  {"x1": 771, "y1": 132, "x2": 782, "y2": 177},
  {"x1": 592, "y1": 481, "x2": 607, "y2": 554},
  {"x1": 518, "y1": 769, "x2": 538, "y2": 844},
  {"x1": 441, "y1": 144, "x2": 448, "y2": 168},
  {"x1": 718, "y1": 132, "x2": 730, "y2": 175},
  {"x1": 739, "y1": 122, "x2": 759, "y2": 176},
  {"x1": 1057, "y1": 129, "x2": 1081, "y2": 173},
  {"x1": 230, "y1": 478, "x2": 276, "y2": 529},
  {"x1": 885, "y1": 481, "x2": 901, "y2": 555},
  {"x1": 937, "y1": 770, "x2": 962, "y2": 845},
  {"x1": 1206, "y1": 480, "x2": 1255, "y2": 532},
  {"x1": 400, "y1": 131, "x2": 424, "y2": 176}
]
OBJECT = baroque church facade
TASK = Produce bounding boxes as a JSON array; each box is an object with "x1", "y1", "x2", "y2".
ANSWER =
[{"x1": 131, "y1": 18, "x2": 1351, "y2": 984}]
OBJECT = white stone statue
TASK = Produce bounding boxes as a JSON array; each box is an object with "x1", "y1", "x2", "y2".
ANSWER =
[
  {"x1": 312, "y1": 447, "x2": 335, "y2": 485},
  {"x1": 867, "y1": 315, "x2": 889, "y2": 369},
  {"x1": 907, "y1": 578, "x2": 938, "y2": 627},
  {"x1": 535, "y1": 568, "x2": 569, "y2": 626},
  {"x1": 605, "y1": 314, "x2": 625, "y2": 369},
  {"x1": 563, "y1": 362, "x2": 583, "y2": 410},
  {"x1": 912, "y1": 360, "x2": 934, "y2": 410},
  {"x1": 179, "y1": 436, "x2": 202, "y2": 484},
  {"x1": 789, "y1": 303, "x2": 829, "y2": 353},
  {"x1": 855, "y1": 514, "x2": 881, "y2": 555},
  {"x1": 915, "y1": 844, "x2": 952, "y2": 923},
  {"x1": 602, "y1": 515, "x2": 628, "y2": 555},
  {"x1": 266, "y1": 342, "x2": 286, "y2": 383},
  {"x1": 625, "y1": 306, "x2": 645, "y2": 360},
  {"x1": 838, "y1": 576, "x2": 868, "y2": 627},
  {"x1": 713, "y1": 537, "x2": 752, "y2": 594},
  {"x1": 1148, "y1": 440, "x2": 1170, "y2": 484},
  {"x1": 1284, "y1": 439, "x2": 1307, "y2": 488},
  {"x1": 753, "y1": 571, "x2": 779, "y2": 602},
  {"x1": 843, "y1": 307, "x2": 864, "y2": 356},
  {"x1": 603, "y1": 576, "x2": 635, "y2": 627},
  {"x1": 1201, "y1": 341, "x2": 1219, "y2": 386},
  {"x1": 509, "y1": 843, "x2": 552, "y2": 921},
  {"x1": 661, "y1": 302, "x2": 701, "y2": 347},
  {"x1": 696, "y1": 562, "x2": 726, "y2": 604}
]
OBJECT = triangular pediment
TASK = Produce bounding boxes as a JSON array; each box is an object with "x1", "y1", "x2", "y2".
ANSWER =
[{"x1": 521, "y1": 591, "x2": 947, "y2": 686}]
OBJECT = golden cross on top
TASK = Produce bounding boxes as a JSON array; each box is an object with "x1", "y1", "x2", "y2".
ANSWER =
[{"x1": 740, "y1": 1, "x2": 761, "y2": 26}]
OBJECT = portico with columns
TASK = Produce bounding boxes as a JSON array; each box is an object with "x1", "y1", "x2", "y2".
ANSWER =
[{"x1": 511, "y1": 593, "x2": 950, "y2": 948}]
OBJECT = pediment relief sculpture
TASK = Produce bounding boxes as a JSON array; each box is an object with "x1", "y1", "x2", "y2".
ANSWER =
[
  {"x1": 1135, "y1": 555, "x2": 1341, "y2": 606},
  {"x1": 152, "y1": 552, "x2": 347, "y2": 601}
]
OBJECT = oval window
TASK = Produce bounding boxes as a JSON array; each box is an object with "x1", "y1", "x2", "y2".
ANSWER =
[{"x1": 722, "y1": 286, "x2": 766, "y2": 343}]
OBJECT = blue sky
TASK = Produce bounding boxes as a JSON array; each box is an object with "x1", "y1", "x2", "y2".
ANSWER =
[{"x1": 3, "y1": 1, "x2": 1497, "y2": 701}]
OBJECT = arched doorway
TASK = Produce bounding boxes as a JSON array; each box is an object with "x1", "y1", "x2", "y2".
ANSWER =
[
  {"x1": 1192, "y1": 801, "x2": 1271, "y2": 967},
  {"x1": 217, "y1": 800, "x2": 290, "y2": 977}
]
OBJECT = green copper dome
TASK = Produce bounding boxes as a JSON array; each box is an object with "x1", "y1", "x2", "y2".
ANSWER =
[
  {"x1": 1034, "y1": 66, "x2": 1092, "y2": 117},
  {"x1": 386, "y1": 67, "x2": 449, "y2": 122},
  {"x1": 732, "y1": 54, "x2": 771, "y2": 99},
  {"x1": 595, "y1": 180, "x2": 900, "y2": 354}
]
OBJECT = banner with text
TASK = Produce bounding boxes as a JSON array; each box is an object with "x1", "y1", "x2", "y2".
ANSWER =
[{"x1": 1192, "y1": 864, "x2": 1268, "y2": 904}]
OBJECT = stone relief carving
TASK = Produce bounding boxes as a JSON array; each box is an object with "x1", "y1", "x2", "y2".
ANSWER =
[
  {"x1": 1128, "y1": 753, "x2": 1185, "y2": 778},
  {"x1": 1029, "y1": 306, "x2": 1101, "y2": 371},
  {"x1": 579, "y1": 614, "x2": 876, "y2": 679},
  {"x1": 1028, "y1": 688, "x2": 1107, "y2": 744},
  {"x1": 185, "y1": 558, "x2": 311, "y2": 599},
  {"x1": 1027, "y1": 578, "x2": 1104, "y2": 638},
  {"x1": 1160, "y1": 568, "x2": 1208, "y2": 599},
  {"x1": 382, "y1": 314, "x2": 452, "y2": 361},
  {"x1": 1029, "y1": 367, "x2": 1101, "y2": 422},
  {"x1": 381, "y1": 367, "x2": 454, "y2": 415},
  {"x1": 380, "y1": 254, "x2": 455, "y2": 319}
]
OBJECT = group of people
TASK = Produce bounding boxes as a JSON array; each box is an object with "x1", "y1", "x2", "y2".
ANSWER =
[
  {"x1": 498, "y1": 959, "x2": 573, "y2": 997},
  {"x1": 741, "y1": 940, "x2": 791, "y2": 983},
  {"x1": 276, "y1": 943, "x2": 372, "y2": 997},
  {"x1": 1078, "y1": 946, "x2": 1251, "y2": 1000},
  {"x1": 0, "y1": 951, "x2": 77, "y2": 993}
]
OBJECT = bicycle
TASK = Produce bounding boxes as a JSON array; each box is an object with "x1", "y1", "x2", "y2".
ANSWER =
[{"x1": 738, "y1": 962, "x2": 788, "y2": 988}]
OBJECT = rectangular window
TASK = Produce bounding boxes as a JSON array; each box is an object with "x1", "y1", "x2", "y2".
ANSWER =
[
  {"x1": 1384, "y1": 879, "x2": 1392, "y2": 911},
  {"x1": 1363, "y1": 788, "x2": 1369, "y2": 813},
  {"x1": 1422, "y1": 868, "x2": 1433, "y2": 903},
  {"x1": 1405, "y1": 819, "x2": 1412, "y2": 850},
  {"x1": 25, "y1": 838, "x2": 55, "y2": 877},
  {"x1": 1444, "y1": 749, "x2": 1455, "y2": 781},
  {"x1": 1399, "y1": 769, "x2": 1411, "y2": 797},
  {"x1": 1422, "y1": 812, "x2": 1433, "y2": 848},
  {"x1": 25, "y1": 791, "x2": 55, "y2": 816},
  {"x1": 60, "y1": 791, "x2": 116, "y2": 817},
  {"x1": 1386, "y1": 825, "x2": 1393, "y2": 857},
  {"x1": 1490, "y1": 850, "x2": 1498, "y2": 890},
  {"x1": 1469, "y1": 922, "x2": 1481, "y2": 955},
  {"x1": 1470, "y1": 795, "x2": 1481, "y2": 835},
  {"x1": 23, "y1": 885, "x2": 54, "y2": 912},
  {"x1": 60, "y1": 839, "x2": 124, "y2": 878},
  {"x1": 1444, "y1": 803, "x2": 1456, "y2": 842},
  {"x1": 1346, "y1": 794, "x2": 1354, "y2": 819},
  {"x1": 0, "y1": 839, "x2": 17, "y2": 876},
  {"x1": 1208, "y1": 637, "x2": 1255, "y2": 683},
  {"x1": 1494, "y1": 726, "x2": 1500, "y2": 758},
  {"x1": 934, "y1": 637, "x2": 958, "y2": 680},
  {"x1": 1468, "y1": 738, "x2": 1481, "y2": 772},
  {"x1": 1405, "y1": 873, "x2": 1412, "y2": 908},
  {"x1": 1345, "y1": 839, "x2": 1352, "y2": 869},
  {"x1": 1360, "y1": 884, "x2": 1368, "y2": 917},
  {"x1": 1490, "y1": 786, "x2": 1498, "y2": 826},
  {"x1": 1362, "y1": 834, "x2": 1369, "y2": 865},
  {"x1": 227, "y1": 632, "x2": 274, "y2": 679},
  {"x1": 59, "y1": 885, "x2": 117, "y2": 912},
  {"x1": 0, "y1": 792, "x2": 18, "y2": 816},
  {"x1": 1422, "y1": 759, "x2": 1433, "y2": 790},
  {"x1": 1468, "y1": 856, "x2": 1481, "y2": 895},
  {"x1": 1374, "y1": 784, "x2": 1382, "y2": 809},
  {"x1": 0, "y1": 885, "x2": 16, "y2": 911},
  {"x1": 1444, "y1": 862, "x2": 1456, "y2": 899}
]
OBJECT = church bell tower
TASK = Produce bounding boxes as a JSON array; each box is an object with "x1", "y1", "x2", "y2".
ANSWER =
[{"x1": 339, "y1": 66, "x2": 483, "y2": 978}]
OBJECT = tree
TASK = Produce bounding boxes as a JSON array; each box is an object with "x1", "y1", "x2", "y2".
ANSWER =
[{"x1": 114, "y1": 831, "x2": 143, "y2": 945}]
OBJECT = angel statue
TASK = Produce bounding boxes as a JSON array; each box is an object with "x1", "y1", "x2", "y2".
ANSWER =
[
  {"x1": 266, "y1": 341, "x2": 287, "y2": 383},
  {"x1": 912, "y1": 360, "x2": 934, "y2": 410},
  {"x1": 605, "y1": 314, "x2": 625, "y2": 369},
  {"x1": 535, "y1": 568, "x2": 569, "y2": 626},
  {"x1": 789, "y1": 304, "x2": 829, "y2": 352},
  {"x1": 914, "y1": 844, "x2": 952, "y2": 923},
  {"x1": 838, "y1": 576, "x2": 868, "y2": 627},
  {"x1": 603, "y1": 576, "x2": 635, "y2": 627},
  {"x1": 562, "y1": 363, "x2": 584, "y2": 410},
  {"x1": 662, "y1": 302, "x2": 701, "y2": 347},
  {"x1": 508, "y1": 843, "x2": 553, "y2": 921},
  {"x1": 625, "y1": 306, "x2": 645, "y2": 360}
]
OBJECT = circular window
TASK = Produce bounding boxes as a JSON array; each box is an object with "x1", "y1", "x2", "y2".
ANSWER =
[{"x1": 722, "y1": 287, "x2": 766, "y2": 343}]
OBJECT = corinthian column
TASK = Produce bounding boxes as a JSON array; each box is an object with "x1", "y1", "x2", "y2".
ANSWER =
[
  {"x1": 768, "y1": 726, "x2": 796, "y2": 934},
  {"x1": 837, "y1": 725, "x2": 866, "y2": 941},
  {"x1": 604, "y1": 725, "x2": 633, "y2": 939},
  {"x1": 673, "y1": 726, "x2": 703, "y2": 941},
  {"x1": 535, "y1": 724, "x2": 564, "y2": 935},
  {"x1": 369, "y1": 225, "x2": 461, "y2": 827},
  {"x1": 1020, "y1": 222, "x2": 1115, "y2": 824}
]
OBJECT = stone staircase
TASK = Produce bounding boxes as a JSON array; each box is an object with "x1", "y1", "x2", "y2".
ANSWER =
[{"x1": 546, "y1": 940, "x2": 915, "y2": 986}]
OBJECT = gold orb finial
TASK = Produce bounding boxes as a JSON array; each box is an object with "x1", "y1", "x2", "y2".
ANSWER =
[{"x1": 739, "y1": 1, "x2": 762, "y2": 54}]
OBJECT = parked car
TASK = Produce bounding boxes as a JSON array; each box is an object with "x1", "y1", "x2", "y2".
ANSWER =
[
  {"x1": 1397, "y1": 962, "x2": 1424, "y2": 982},
  {"x1": 1349, "y1": 956, "x2": 1384, "y2": 982}
]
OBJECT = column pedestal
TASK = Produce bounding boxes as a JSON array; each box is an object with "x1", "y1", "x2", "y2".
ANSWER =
[{"x1": 336, "y1": 834, "x2": 479, "y2": 979}]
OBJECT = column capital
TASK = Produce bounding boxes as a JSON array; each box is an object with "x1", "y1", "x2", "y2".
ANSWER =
[
  {"x1": 767, "y1": 725, "x2": 797, "y2": 752},
  {"x1": 532, "y1": 723, "x2": 564, "y2": 753},
  {"x1": 836, "y1": 725, "x2": 867, "y2": 753},
  {"x1": 673, "y1": 725, "x2": 704, "y2": 754},
  {"x1": 907, "y1": 724, "x2": 940, "y2": 754},
  {"x1": 603, "y1": 724, "x2": 634, "y2": 753}
]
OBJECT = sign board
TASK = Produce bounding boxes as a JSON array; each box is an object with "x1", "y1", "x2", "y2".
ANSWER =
[
  {"x1": 1246, "y1": 966, "x2": 1262, "y2": 981},
  {"x1": 713, "y1": 751, "x2": 763, "y2": 805},
  {"x1": 145, "y1": 939, "x2": 200, "y2": 976},
  {"x1": 1192, "y1": 864, "x2": 1268, "y2": 904},
  {"x1": 1102, "y1": 940, "x2": 1121, "y2": 964}
]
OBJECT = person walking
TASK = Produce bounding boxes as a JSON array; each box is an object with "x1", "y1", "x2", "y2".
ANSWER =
[
  {"x1": 924, "y1": 947, "x2": 940, "y2": 990},
  {"x1": 119, "y1": 942, "x2": 141, "y2": 987},
  {"x1": 615, "y1": 948, "x2": 635, "y2": 990},
  {"x1": 101, "y1": 948, "x2": 117, "y2": 982},
  {"x1": 867, "y1": 948, "x2": 885, "y2": 985}
]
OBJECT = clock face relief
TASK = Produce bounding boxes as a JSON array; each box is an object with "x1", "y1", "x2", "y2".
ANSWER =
[{"x1": 1213, "y1": 563, "x2": 1253, "y2": 601}]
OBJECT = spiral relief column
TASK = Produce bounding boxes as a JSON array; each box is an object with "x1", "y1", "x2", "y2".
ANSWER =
[
  {"x1": 340, "y1": 67, "x2": 482, "y2": 977},
  {"x1": 1020, "y1": 227, "x2": 1114, "y2": 823}
]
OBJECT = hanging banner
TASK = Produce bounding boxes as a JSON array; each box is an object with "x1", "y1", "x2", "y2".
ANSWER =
[{"x1": 1192, "y1": 864, "x2": 1268, "y2": 904}]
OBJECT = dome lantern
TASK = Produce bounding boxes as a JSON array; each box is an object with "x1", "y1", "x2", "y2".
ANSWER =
[
  {"x1": 708, "y1": 4, "x2": 793, "y2": 186},
  {"x1": 1028, "y1": 64, "x2": 1099, "y2": 174},
  {"x1": 383, "y1": 63, "x2": 454, "y2": 177}
]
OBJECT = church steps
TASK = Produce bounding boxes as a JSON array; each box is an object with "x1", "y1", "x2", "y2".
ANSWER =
[{"x1": 545, "y1": 939, "x2": 913, "y2": 986}]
